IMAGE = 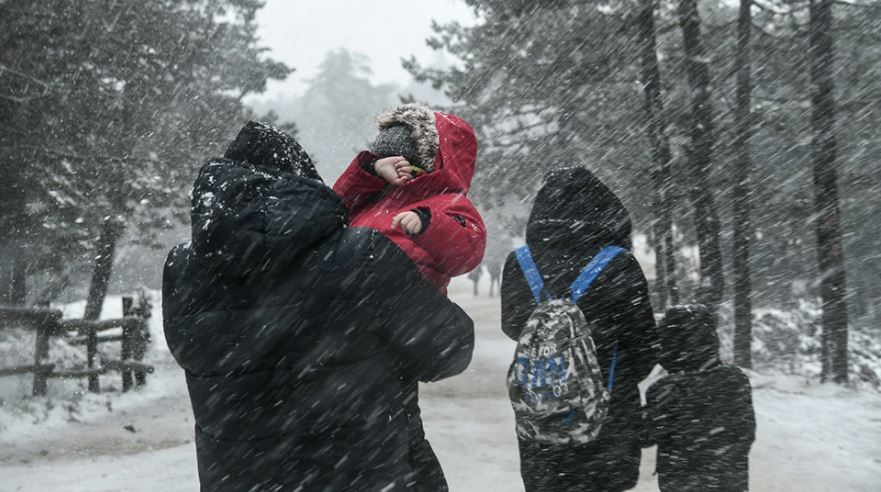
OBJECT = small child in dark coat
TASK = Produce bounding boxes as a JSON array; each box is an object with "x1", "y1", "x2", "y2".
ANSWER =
[{"x1": 645, "y1": 305, "x2": 756, "y2": 492}]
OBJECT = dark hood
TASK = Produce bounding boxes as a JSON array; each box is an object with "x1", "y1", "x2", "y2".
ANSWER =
[
  {"x1": 189, "y1": 159, "x2": 346, "y2": 277},
  {"x1": 224, "y1": 120, "x2": 323, "y2": 182},
  {"x1": 658, "y1": 304, "x2": 721, "y2": 372},
  {"x1": 526, "y1": 167, "x2": 632, "y2": 251}
]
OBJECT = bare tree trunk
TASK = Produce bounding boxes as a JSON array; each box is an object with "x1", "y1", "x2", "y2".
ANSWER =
[
  {"x1": 0, "y1": 165, "x2": 28, "y2": 306},
  {"x1": 678, "y1": 0, "x2": 725, "y2": 307},
  {"x1": 809, "y1": 0, "x2": 848, "y2": 383},
  {"x1": 83, "y1": 217, "x2": 122, "y2": 321},
  {"x1": 0, "y1": 71, "x2": 27, "y2": 306},
  {"x1": 0, "y1": 243, "x2": 27, "y2": 306},
  {"x1": 638, "y1": 0, "x2": 679, "y2": 308},
  {"x1": 732, "y1": 0, "x2": 754, "y2": 368},
  {"x1": 83, "y1": 217, "x2": 122, "y2": 393},
  {"x1": 11, "y1": 254, "x2": 26, "y2": 304}
]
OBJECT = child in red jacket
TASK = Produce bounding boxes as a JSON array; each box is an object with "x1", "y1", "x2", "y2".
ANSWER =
[{"x1": 333, "y1": 103, "x2": 486, "y2": 292}]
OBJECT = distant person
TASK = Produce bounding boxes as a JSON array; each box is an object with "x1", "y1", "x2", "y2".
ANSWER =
[
  {"x1": 487, "y1": 258, "x2": 502, "y2": 297},
  {"x1": 645, "y1": 305, "x2": 756, "y2": 492},
  {"x1": 333, "y1": 102, "x2": 486, "y2": 293},
  {"x1": 163, "y1": 121, "x2": 474, "y2": 491},
  {"x1": 468, "y1": 266, "x2": 483, "y2": 296},
  {"x1": 501, "y1": 167, "x2": 659, "y2": 492}
]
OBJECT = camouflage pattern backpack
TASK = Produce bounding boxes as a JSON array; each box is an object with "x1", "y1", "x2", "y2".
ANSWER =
[{"x1": 507, "y1": 244, "x2": 624, "y2": 445}]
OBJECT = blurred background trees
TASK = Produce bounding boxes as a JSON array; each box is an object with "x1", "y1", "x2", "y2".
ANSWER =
[
  {"x1": 2, "y1": 0, "x2": 879, "y2": 382},
  {"x1": 251, "y1": 49, "x2": 399, "y2": 181},
  {"x1": 0, "y1": 0, "x2": 290, "y2": 311},
  {"x1": 407, "y1": 0, "x2": 881, "y2": 381}
]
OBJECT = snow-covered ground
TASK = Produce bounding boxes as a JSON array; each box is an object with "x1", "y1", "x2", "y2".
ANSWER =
[{"x1": 1, "y1": 278, "x2": 880, "y2": 491}]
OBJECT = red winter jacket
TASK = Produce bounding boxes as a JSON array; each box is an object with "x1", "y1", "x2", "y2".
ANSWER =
[{"x1": 333, "y1": 112, "x2": 486, "y2": 291}]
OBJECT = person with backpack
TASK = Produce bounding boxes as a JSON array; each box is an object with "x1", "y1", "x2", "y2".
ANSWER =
[
  {"x1": 501, "y1": 167, "x2": 660, "y2": 492},
  {"x1": 645, "y1": 305, "x2": 756, "y2": 491}
]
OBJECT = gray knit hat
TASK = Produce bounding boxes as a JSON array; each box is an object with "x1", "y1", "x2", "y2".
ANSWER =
[
  {"x1": 370, "y1": 103, "x2": 439, "y2": 172},
  {"x1": 371, "y1": 124, "x2": 422, "y2": 170}
]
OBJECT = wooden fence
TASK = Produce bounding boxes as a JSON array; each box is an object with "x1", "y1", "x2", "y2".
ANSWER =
[{"x1": 0, "y1": 296, "x2": 153, "y2": 396}]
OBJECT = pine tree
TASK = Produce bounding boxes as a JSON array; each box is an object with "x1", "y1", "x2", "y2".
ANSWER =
[
  {"x1": 288, "y1": 50, "x2": 397, "y2": 180},
  {"x1": 0, "y1": 0, "x2": 291, "y2": 305},
  {"x1": 678, "y1": 0, "x2": 725, "y2": 307},
  {"x1": 407, "y1": 1, "x2": 656, "y2": 229},
  {"x1": 637, "y1": 0, "x2": 679, "y2": 308},
  {"x1": 809, "y1": 0, "x2": 848, "y2": 383},
  {"x1": 732, "y1": 0, "x2": 754, "y2": 368}
]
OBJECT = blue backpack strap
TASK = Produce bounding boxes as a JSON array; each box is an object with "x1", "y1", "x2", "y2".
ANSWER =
[
  {"x1": 514, "y1": 245, "x2": 548, "y2": 304},
  {"x1": 569, "y1": 245, "x2": 625, "y2": 392},
  {"x1": 570, "y1": 245, "x2": 626, "y2": 303},
  {"x1": 607, "y1": 342, "x2": 619, "y2": 391}
]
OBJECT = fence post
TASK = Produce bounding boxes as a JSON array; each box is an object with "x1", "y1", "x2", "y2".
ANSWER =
[
  {"x1": 121, "y1": 297, "x2": 133, "y2": 392},
  {"x1": 32, "y1": 312, "x2": 55, "y2": 396},
  {"x1": 86, "y1": 322, "x2": 99, "y2": 393},
  {"x1": 134, "y1": 293, "x2": 151, "y2": 388},
  {"x1": 133, "y1": 316, "x2": 147, "y2": 388}
]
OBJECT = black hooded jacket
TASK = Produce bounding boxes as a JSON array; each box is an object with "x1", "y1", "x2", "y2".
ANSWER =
[
  {"x1": 645, "y1": 305, "x2": 755, "y2": 492},
  {"x1": 501, "y1": 167, "x2": 659, "y2": 491},
  {"x1": 163, "y1": 123, "x2": 474, "y2": 491}
]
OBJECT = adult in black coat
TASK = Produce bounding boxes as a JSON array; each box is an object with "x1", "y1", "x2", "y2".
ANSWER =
[
  {"x1": 163, "y1": 122, "x2": 474, "y2": 491},
  {"x1": 645, "y1": 305, "x2": 756, "y2": 492},
  {"x1": 501, "y1": 167, "x2": 660, "y2": 492}
]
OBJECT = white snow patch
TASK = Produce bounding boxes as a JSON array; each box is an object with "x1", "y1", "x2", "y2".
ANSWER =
[
  {"x1": 1, "y1": 279, "x2": 879, "y2": 491},
  {"x1": 0, "y1": 291, "x2": 184, "y2": 441}
]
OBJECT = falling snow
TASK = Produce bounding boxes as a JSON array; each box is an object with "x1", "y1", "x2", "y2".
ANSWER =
[{"x1": 2, "y1": 0, "x2": 881, "y2": 491}]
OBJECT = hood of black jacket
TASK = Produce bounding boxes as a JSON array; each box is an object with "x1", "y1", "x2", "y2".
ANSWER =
[
  {"x1": 658, "y1": 304, "x2": 721, "y2": 372},
  {"x1": 525, "y1": 167, "x2": 632, "y2": 253},
  {"x1": 189, "y1": 158, "x2": 346, "y2": 278},
  {"x1": 224, "y1": 120, "x2": 324, "y2": 182}
]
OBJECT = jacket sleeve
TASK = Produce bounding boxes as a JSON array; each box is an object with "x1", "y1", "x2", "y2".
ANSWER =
[
  {"x1": 642, "y1": 379, "x2": 668, "y2": 447},
  {"x1": 413, "y1": 195, "x2": 486, "y2": 277},
  {"x1": 370, "y1": 234, "x2": 475, "y2": 382},
  {"x1": 501, "y1": 251, "x2": 535, "y2": 341},
  {"x1": 332, "y1": 151, "x2": 387, "y2": 212},
  {"x1": 161, "y1": 245, "x2": 185, "y2": 323}
]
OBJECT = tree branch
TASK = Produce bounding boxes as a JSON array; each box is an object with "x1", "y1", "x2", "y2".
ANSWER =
[
  {"x1": 752, "y1": 0, "x2": 804, "y2": 15},
  {"x1": 0, "y1": 64, "x2": 52, "y2": 87},
  {"x1": 832, "y1": 0, "x2": 881, "y2": 9}
]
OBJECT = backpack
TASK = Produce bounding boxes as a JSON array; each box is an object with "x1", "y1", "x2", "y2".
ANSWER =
[{"x1": 507, "y1": 244, "x2": 625, "y2": 446}]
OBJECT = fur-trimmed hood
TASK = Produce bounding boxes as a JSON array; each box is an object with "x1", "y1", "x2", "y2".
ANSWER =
[
  {"x1": 375, "y1": 103, "x2": 477, "y2": 194},
  {"x1": 376, "y1": 103, "x2": 439, "y2": 172}
]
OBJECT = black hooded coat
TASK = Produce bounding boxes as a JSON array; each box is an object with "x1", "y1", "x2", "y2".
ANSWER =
[
  {"x1": 501, "y1": 168, "x2": 660, "y2": 492},
  {"x1": 645, "y1": 305, "x2": 755, "y2": 492},
  {"x1": 162, "y1": 122, "x2": 474, "y2": 491}
]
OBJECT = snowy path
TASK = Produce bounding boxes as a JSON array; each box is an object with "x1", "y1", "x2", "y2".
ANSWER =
[{"x1": 2, "y1": 279, "x2": 880, "y2": 491}]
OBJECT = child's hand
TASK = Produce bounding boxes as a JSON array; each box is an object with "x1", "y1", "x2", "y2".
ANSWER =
[
  {"x1": 374, "y1": 156, "x2": 412, "y2": 186},
  {"x1": 391, "y1": 211, "x2": 423, "y2": 236}
]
